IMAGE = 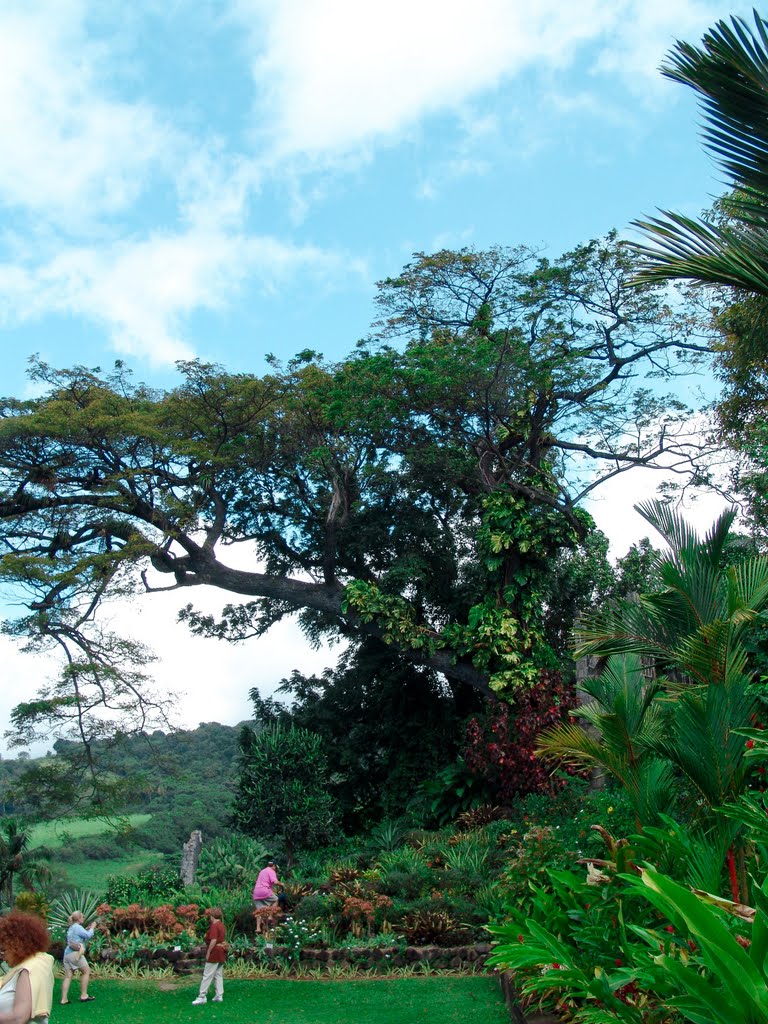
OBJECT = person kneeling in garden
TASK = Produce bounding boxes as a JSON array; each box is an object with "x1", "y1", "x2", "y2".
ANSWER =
[
  {"x1": 252, "y1": 860, "x2": 283, "y2": 934},
  {"x1": 192, "y1": 908, "x2": 227, "y2": 1006}
]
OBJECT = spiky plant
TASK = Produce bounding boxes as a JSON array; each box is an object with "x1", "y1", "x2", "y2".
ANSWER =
[
  {"x1": 454, "y1": 806, "x2": 506, "y2": 831},
  {"x1": 48, "y1": 890, "x2": 103, "y2": 937}
]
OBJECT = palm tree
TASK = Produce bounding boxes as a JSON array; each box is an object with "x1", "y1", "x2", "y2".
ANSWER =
[
  {"x1": 573, "y1": 500, "x2": 768, "y2": 899},
  {"x1": 632, "y1": 11, "x2": 768, "y2": 297},
  {"x1": 536, "y1": 653, "x2": 675, "y2": 828},
  {"x1": 0, "y1": 818, "x2": 51, "y2": 908}
]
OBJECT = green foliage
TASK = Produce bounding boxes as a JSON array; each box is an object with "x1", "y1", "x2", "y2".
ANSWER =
[
  {"x1": 627, "y1": 866, "x2": 768, "y2": 1023},
  {"x1": 14, "y1": 889, "x2": 50, "y2": 918},
  {"x1": 273, "y1": 917, "x2": 324, "y2": 965},
  {"x1": 0, "y1": 817, "x2": 51, "y2": 908},
  {"x1": 575, "y1": 502, "x2": 767, "y2": 900},
  {"x1": 196, "y1": 835, "x2": 269, "y2": 891},
  {"x1": 489, "y1": 847, "x2": 671, "y2": 1023},
  {"x1": 104, "y1": 866, "x2": 184, "y2": 906},
  {"x1": 632, "y1": 11, "x2": 768, "y2": 298},
  {"x1": 259, "y1": 638, "x2": 475, "y2": 831},
  {"x1": 415, "y1": 757, "x2": 494, "y2": 826},
  {"x1": 234, "y1": 723, "x2": 337, "y2": 864},
  {"x1": 0, "y1": 236, "x2": 713, "y2": 734},
  {"x1": 537, "y1": 654, "x2": 676, "y2": 827}
]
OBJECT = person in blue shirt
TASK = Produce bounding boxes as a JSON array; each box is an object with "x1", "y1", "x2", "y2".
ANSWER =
[{"x1": 60, "y1": 912, "x2": 98, "y2": 1005}]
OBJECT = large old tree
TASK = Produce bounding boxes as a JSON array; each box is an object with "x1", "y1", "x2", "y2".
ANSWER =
[{"x1": 0, "y1": 236, "x2": 713, "y2": 748}]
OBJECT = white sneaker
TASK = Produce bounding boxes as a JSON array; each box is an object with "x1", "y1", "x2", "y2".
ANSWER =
[
  {"x1": 192, "y1": 997, "x2": 207, "y2": 1005},
  {"x1": 212, "y1": 997, "x2": 223, "y2": 1002}
]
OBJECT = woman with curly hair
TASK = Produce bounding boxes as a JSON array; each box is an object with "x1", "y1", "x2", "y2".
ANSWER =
[{"x1": 0, "y1": 911, "x2": 54, "y2": 1024}]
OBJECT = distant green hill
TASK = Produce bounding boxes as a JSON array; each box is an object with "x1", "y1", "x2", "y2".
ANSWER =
[{"x1": 0, "y1": 721, "x2": 247, "y2": 864}]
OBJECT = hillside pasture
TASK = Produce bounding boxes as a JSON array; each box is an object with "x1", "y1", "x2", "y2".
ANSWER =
[{"x1": 29, "y1": 813, "x2": 152, "y2": 849}]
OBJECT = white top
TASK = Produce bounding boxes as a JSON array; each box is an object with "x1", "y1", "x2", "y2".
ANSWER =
[{"x1": 0, "y1": 970, "x2": 49, "y2": 1024}]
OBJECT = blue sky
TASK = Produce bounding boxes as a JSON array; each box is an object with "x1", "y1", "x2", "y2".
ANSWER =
[
  {"x1": 0, "y1": 0, "x2": 747, "y2": 746},
  {"x1": 0, "y1": 0, "x2": 752, "y2": 394}
]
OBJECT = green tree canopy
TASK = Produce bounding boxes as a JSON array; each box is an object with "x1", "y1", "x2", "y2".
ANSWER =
[
  {"x1": 0, "y1": 236, "x2": 713, "y2": 742},
  {"x1": 233, "y1": 723, "x2": 336, "y2": 866}
]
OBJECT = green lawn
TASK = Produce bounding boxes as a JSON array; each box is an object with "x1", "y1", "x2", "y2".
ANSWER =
[
  {"x1": 53, "y1": 976, "x2": 509, "y2": 1024},
  {"x1": 29, "y1": 814, "x2": 152, "y2": 849}
]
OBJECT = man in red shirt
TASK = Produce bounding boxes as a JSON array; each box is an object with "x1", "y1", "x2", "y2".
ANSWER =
[{"x1": 192, "y1": 907, "x2": 227, "y2": 1005}]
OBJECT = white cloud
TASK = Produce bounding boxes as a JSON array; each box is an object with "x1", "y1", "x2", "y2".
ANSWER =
[
  {"x1": 231, "y1": 0, "x2": 741, "y2": 161},
  {"x1": 586, "y1": 467, "x2": 731, "y2": 558},
  {"x1": 0, "y1": 231, "x2": 361, "y2": 364},
  {"x1": 0, "y1": 1, "x2": 173, "y2": 230}
]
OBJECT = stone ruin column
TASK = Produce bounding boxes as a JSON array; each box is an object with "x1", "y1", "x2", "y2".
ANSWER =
[{"x1": 180, "y1": 830, "x2": 203, "y2": 885}]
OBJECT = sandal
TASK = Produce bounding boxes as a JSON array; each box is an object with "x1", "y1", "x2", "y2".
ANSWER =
[{"x1": 80, "y1": 996, "x2": 96, "y2": 1002}]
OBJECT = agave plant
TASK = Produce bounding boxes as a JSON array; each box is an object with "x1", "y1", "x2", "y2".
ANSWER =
[
  {"x1": 366, "y1": 819, "x2": 407, "y2": 854},
  {"x1": 48, "y1": 890, "x2": 103, "y2": 937}
]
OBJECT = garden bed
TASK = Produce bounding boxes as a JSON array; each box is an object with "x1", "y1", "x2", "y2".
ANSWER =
[{"x1": 89, "y1": 940, "x2": 493, "y2": 975}]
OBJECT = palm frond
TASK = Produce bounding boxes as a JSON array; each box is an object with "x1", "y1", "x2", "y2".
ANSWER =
[
  {"x1": 630, "y1": 11, "x2": 768, "y2": 294},
  {"x1": 662, "y1": 12, "x2": 768, "y2": 195}
]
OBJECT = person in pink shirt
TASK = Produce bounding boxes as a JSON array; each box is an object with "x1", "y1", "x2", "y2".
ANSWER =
[{"x1": 252, "y1": 860, "x2": 283, "y2": 933}]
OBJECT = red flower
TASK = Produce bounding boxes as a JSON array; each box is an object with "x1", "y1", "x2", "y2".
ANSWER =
[
  {"x1": 665, "y1": 925, "x2": 675, "y2": 934},
  {"x1": 746, "y1": 739, "x2": 755, "y2": 749},
  {"x1": 517, "y1": 934, "x2": 524, "y2": 944}
]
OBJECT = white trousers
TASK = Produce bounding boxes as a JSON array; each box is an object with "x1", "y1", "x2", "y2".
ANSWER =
[{"x1": 198, "y1": 961, "x2": 224, "y2": 1000}]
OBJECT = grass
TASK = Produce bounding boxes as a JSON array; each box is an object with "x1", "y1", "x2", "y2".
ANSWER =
[
  {"x1": 54, "y1": 975, "x2": 509, "y2": 1023},
  {"x1": 29, "y1": 814, "x2": 152, "y2": 849},
  {"x1": 60, "y1": 851, "x2": 166, "y2": 891}
]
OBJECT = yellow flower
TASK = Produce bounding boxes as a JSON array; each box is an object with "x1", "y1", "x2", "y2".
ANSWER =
[{"x1": 607, "y1": 806, "x2": 614, "y2": 814}]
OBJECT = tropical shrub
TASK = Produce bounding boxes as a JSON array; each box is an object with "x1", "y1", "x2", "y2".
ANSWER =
[
  {"x1": 105, "y1": 866, "x2": 184, "y2": 905},
  {"x1": 196, "y1": 834, "x2": 269, "y2": 890},
  {"x1": 234, "y1": 723, "x2": 337, "y2": 865},
  {"x1": 14, "y1": 890, "x2": 49, "y2": 918},
  {"x1": 272, "y1": 916, "x2": 324, "y2": 965},
  {"x1": 414, "y1": 757, "x2": 493, "y2": 826},
  {"x1": 464, "y1": 670, "x2": 577, "y2": 804}
]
